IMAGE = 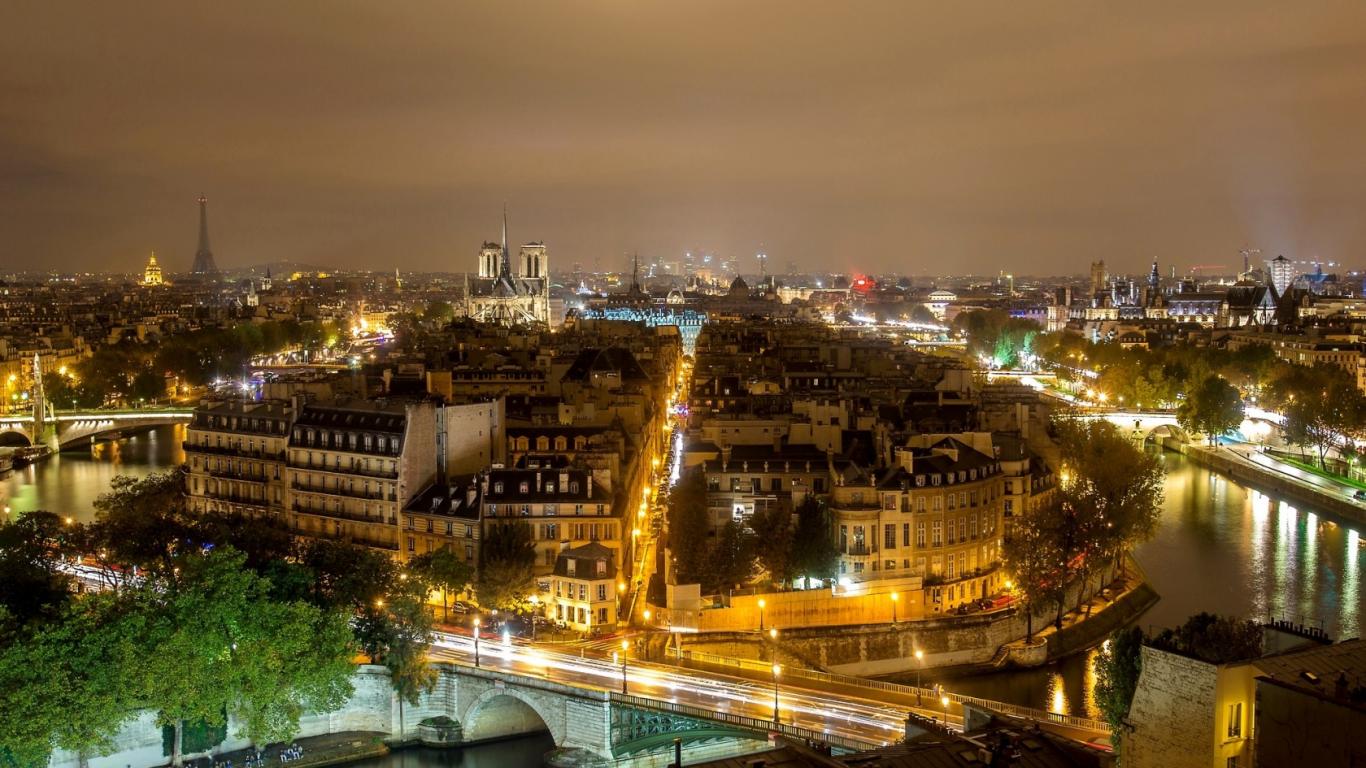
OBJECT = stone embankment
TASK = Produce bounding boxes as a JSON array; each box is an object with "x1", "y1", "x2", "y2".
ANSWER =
[
  {"x1": 1170, "y1": 440, "x2": 1366, "y2": 526},
  {"x1": 676, "y1": 555, "x2": 1157, "y2": 678}
]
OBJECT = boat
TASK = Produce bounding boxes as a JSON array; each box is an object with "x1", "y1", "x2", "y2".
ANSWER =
[{"x1": 11, "y1": 445, "x2": 53, "y2": 468}]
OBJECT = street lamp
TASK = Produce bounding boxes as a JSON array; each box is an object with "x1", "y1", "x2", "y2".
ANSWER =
[
  {"x1": 472, "y1": 617, "x2": 482, "y2": 667},
  {"x1": 616, "y1": 639, "x2": 629, "y2": 694},
  {"x1": 890, "y1": 591, "x2": 899, "y2": 623},
  {"x1": 941, "y1": 695, "x2": 950, "y2": 727},
  {"x1": 768, "y1": 626, "x2": 778, "y2": 662},
  {"x1": 643, "y1": 608, "x2": 652, "y2": 625},
  {"x1": 529, "y1": 594, "x2": 540, "y2": 641},
  {"x1": 758, "y1": 598, "x2": 766, "y2": 631},
  {"x1": 771, "y1": 664, "x2": 782, "y2": 722},
  {"x1": 914, "y1": 649, "x2": 924, "y2": 691}
]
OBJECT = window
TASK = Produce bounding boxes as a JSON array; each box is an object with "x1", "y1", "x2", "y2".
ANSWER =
[
  {"x1": 407, "y1": 537, "x2": 415, "y2": 552},
  {"x1": 916, "y1": 497, "x2": 926, "y2": 513},
  {"x1": 916, "y1": 522, "x2": 926, "y2": 547},
  {"x1": 932, "y1": 521, "x2": 942, "y2": 547},
  {"x1": 1226, "y1": 702, "x2": 1242, "y2": 738},
  {"x1": 902, "y1": 523, "x2": 910, "y2": 547},
  {"x1": 494, "y1": 481, "x2": 504, "y2": 494},
  {"x1": 884, "y1": 524, "x2": 896, "y2": 550},
  {"x1": 883, "y1": 495, "x2": 897, "y2": 510},
  {"x1": 519, "y1": 481, "x2": 530, "y2": 494}
]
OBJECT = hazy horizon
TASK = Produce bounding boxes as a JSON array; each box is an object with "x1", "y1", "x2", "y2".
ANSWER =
[{"x1": 5, "y1": 2, "x2": 1366, "y2": 276}]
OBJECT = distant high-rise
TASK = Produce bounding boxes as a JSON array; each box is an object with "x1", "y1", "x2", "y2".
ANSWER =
[
  {"x1": 191, "y1": 195, "x2": 219, "y2": 274},
  {"x1": 1268, "y1": 255, "x2": 1293, "y2": 295}
]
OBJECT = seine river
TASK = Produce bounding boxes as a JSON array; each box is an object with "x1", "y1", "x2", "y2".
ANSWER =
[{"x1": 4, "y1": 426, "x2": 1363, "y2": 723}]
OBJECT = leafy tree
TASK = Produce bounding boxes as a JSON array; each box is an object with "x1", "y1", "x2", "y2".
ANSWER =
[
  {"x1": 666, "y1": 467, "x2": 711, "y2": 585},
  {"x1": 477, "y1": 522, "x2": 537, "y2": 612},
  {"x1": 423, "y1": 300, "x2": 454, "y2": 324},
  {"x1": 129, "y1": 368, "x2": 166, "y2": 403},
  {"x1": 1002, "y1": 502, "x2": 1065, "y2": 641},
  {"x1": 707, "y1": 520, "x2": 753, "y2": 594},
  {"x1": 376, "y1": 593, "x2": 437, "y2": 737},
  {"x1": 408, "y1": 547, "x2": 474, "y2": 622},
  {"x1": 1094, "y1": 626, "x2": 1143, "y2": 748},
  {"x1": 134, "y1": 548, "x2": 354, "y2": 764},
  {"x1": 1148, "y1": 612, "x2": 1263, "y2": 664},
  {"x1": 1177, "y1": 374, "x2": 1244, "y2": 446},
  {"x1": 1053, "y1": 418, "x2": 1164, "y2": 599},
  {"x1": 89, "y1": 469, "x2": 193, "y2": 575},
  {"x1": 790, "y1": 497, "x2": 839, "y2": 585},
  {"x1": 746, "y1": 505, "x2": 794, "y2": 587},
  {"x1": 0, "y1": 511, "x2": 79, "y2": 631},
  {"x1": 0, "y1": 592, "x2": 139, "y2": 768}
]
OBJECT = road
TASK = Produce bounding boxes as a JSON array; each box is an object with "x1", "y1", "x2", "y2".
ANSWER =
[{"x1": 428, "y1": 630, "x2": 925, "y2": 748}]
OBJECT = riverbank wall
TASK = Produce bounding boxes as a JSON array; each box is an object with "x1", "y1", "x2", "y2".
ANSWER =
[
  {"x1": 675, "y1": 556, "x2": 1155, "y2": 677},
  {"x1": 1168, "y1": 440, "x2": 1366, "y2": 526}
]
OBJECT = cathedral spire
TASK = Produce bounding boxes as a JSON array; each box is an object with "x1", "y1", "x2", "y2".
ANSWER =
[{"x1": 499, "y1": 204, "x2": 512, "y2": 279}]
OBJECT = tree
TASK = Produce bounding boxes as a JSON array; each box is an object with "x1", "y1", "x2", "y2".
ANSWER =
[
  {"x1": 134, "y1": 548, "x2": 354, "y2": 764},
  {"x1": 707, "y1": 520, "x2": 753, "y2": 595},
  {"x1": 89, "y1": 469, "x2": 193, "y2": 575},
  {"x1": 1148, "y1": 612, "x2": 1263, "y2": 664},
  {"x1": 0, "y1": 511, "x2": 79, "y2": 632},
  {"x1": 746, "y1": 505, "x2": 795, "y2": 587},
  {"x1": 375, "y1": 593, "x2": 437, "y2": 738},
  {"x1": 1002, "y1": 503, "x2": 1065, "y2": 642},
  {"x1": 666, "y1": 467, "x2": 710, "y2": 585},
  {"x1": 1053, "y1": 418, "x2": 1164, "y2": 597},
  {"x1": 477, "y1": 522, "x2": 537, "y2": 612},
  {"x1": 1094, "y1": 626, "x2": 1143, "y2": 747},
  {"x1": 0, "y1": 592, "x2": 139, "y2": 768},
  {"x1": 1177, "y1": 374, "x2": 1244, "y2": 446},
  {"x1": 408, "y1": 547, "x2": 474, "y2": 622},
  {"x1": 790, "y1": 497, "x2": 839, "y2": 585}
]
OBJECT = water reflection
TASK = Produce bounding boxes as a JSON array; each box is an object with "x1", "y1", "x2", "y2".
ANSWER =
[
  {"x1": 941, "y1": 450, "x2": 1364, "y2": 714},
  {"x1": 1, "y1": 423, "x2": 186, "y2": 523}
]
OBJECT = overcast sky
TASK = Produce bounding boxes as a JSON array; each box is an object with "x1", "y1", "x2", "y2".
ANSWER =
[{"x1": 4, "y1": 1, "x2": 1366, "y2": 277}]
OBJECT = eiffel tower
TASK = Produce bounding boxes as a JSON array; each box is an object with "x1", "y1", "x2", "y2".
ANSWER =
[{"x1": 190, "y1": 195, "x2": 218, "y2": 274}]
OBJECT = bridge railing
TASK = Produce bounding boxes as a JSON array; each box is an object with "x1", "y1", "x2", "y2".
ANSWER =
[
  {"x1": 675, "y1": 649, "x2": 1109, "y2": 735},
  {"x1": 609, "y1": 692, "x2": 882, "y2": 753}
]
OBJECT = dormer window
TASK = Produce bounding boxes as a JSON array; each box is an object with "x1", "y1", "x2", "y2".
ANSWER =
[
  {"x1": 569, "y1": 481, "x2": 580, "y2": 493},
  {"x1": 519, "y1": 481, "x2": 530, "y2": 494},
  {"x1": 494, "y1": 482, "x2": 504, "y2": 494},
  {"x1": 596, "y1": 559, "x2": 606, "y2": 576},
  {"x1": 546, "y1": 482, "x2": 556, "y2": 494}
]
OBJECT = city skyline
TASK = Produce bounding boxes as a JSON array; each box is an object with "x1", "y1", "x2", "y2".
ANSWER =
[{"x1": 6, "y1": 2, "x2": 1366, "y2": 275}]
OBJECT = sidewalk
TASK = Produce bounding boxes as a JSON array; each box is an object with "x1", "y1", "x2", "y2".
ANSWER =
[{"x1": 166, "y1": 732, "x2": 388, "y2": 768}]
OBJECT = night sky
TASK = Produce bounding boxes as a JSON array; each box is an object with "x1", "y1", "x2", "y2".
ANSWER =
[{"x1": 4, "y1": 1, "x2": 1366, "y2": 277}]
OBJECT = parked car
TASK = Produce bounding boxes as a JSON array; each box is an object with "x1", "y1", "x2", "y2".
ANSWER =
[{"x1": 1354, "y1": 490, "x2": 1366, "y2": 501}]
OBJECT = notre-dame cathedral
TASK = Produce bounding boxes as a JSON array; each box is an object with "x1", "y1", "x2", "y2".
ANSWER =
[{"x1": 463, "y1": 211, "x2": 551, "y2": 325}]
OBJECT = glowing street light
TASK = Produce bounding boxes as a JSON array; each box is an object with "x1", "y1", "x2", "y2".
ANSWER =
[
  {"x1": 472, "y1": 617, "x2": 482, "y2": 667},
  {"x1": 890, "y1": 591, "x2": 899, "y2": 623},
  {"x1": 914, "y1": 649, "x2": 925, "y2": 691},
  {"x1": 941, "y1": 695, "x2": 951, "y2": 726},
  {"x1": 757, "y1": 598, "x2": 766, "y2": 631},
  {"x1": 771, "y1": 664, "x2": 782, "y2": 722}
]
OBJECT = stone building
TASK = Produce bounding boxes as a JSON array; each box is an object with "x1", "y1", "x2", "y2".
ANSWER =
[
  {"x1": 481, "y1": 466, "x2": 618, "y2": 575},
  {"x1": 185, "y1": 400, "x2": 292, "y2": 519},
  {"x1": 546, "y1": 541, "x2": 619, "y2": 631},
  {"x1": 831, "y1": 433, "x2": 1007, "y2": 613},
  {"x1": 285, "y1": 399, "x2": 438, "y2": 559}
]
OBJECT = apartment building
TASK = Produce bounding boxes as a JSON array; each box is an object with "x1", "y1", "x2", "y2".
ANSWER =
[
  {"x1": 481, "y1": 465, "x2": 618, "y2": 575},
  {"x1": 831, "y1": 433, "x2": 1007, "y2": 612},
  {"x1": 184, "y1": 400, "x2": 292, "y2": 519},
  {"x1": 286, "y1": 399, "x2": 438, "y2": 558}
]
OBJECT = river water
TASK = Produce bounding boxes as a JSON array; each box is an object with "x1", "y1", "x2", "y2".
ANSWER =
[{"x1": 6, "y1": 428, "x2": 1364, "y2": 722}]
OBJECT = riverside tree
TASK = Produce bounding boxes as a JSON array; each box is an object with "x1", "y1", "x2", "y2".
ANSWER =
[
  {"x1": 408, "y1": 547, "x2": 474, "y2": 621},
  {"x1": 1094, "y1": 626, "x2": 1144, "y2": 750},
  {"x1": 1177, "y1": 374, "x2": 1244, "y2": 446},
  {"x1": 666, "y1": 466, "x2": 710, "y2": 585}
]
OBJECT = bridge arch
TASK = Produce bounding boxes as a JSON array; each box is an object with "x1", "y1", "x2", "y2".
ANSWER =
[
  {"x1": 0, "y1": 430, "x2": 32, "y2": 448},
  {"x1": 1141, "y1": 422, "x2": 1190, "y2": 444},
  {"x1": 460, "y1": 686, "x2": 562, "y2": 746}
]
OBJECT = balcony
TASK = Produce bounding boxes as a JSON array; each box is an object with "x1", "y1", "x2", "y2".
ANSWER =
[
  {"x1": 290, "y1": 503, "x2": 397, "y2": 526},
  {"x1": 290, "y1": 481, "x2": 390, "y2": 501},
  {"x1": 207, "y1": 469, "x2": 268, "y2": 484},
  {"x1": 288, "y1": 460, "x2": 398, "y2": 481},
  {"x1": 200, "y1": 489, "x2": 268, "y2": 508},
  {"x1": 183, "y1": 442, "x2": 285, "y2": 461},
  {"x1": 842, "y1": 543, "x2": 873, "y2": 557}
]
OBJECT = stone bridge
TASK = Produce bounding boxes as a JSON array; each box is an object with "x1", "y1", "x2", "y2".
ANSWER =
[
  {"x1": 48, "y1": 663, "x2": 875, "y2": 768},
  {"x1": 0, "y1": 409, "x2": 193, "y2": 451},
  {"x1": 1077, "y1": 409, "x2": 1190, "y2": 444}
]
